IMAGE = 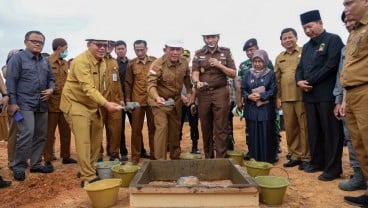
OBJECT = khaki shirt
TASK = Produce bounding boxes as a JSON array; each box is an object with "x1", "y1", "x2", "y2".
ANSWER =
[
  {"x1": 147, "y1": 55, "x2": 192, "y2": 107},
  {"x1": 124, "y1": 56, "x2": 156, "y2": 106},
  {"x1": 60, "y1": 50, "x2": 107, "y2": 117},
  {"x1": 341, "y1": 14, "x2": 368, "y2": 87},
  {"x1": 192, "y1": 46, "x2": 236, "y2": 88},
  {"x1": 47, "y1": 53, "x2": 69, "y2": 112},
  {"x1": 103, "y1": 55, "x2": 123, "y2": 103},
  {"x1": 274, "y1": 46, "x2": 303, "y2": 102}
]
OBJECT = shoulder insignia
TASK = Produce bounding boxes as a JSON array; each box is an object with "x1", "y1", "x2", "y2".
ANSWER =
[
  {"x1": 219, "y1": 46, "x2": 230, "y2": 51},
  {"x1": 149, "y1": 66, "x2": 159, "y2": 75}
]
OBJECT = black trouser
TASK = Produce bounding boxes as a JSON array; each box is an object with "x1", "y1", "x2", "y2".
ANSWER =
[
  {"x1": 180, "y1": 103, "x2": 199, "y2": 144},
  {"x1": 120, "y1": 111, "x2": 132, "y2": 157},
  {"x1": 305, "y1": 102, "x2": 344, "y2": 176}
]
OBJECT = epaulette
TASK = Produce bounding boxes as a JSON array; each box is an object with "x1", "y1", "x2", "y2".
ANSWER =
[
  {"x1": 195, "y1": 48, "x2": 206, "y2": 55},
  {"x1": 148, "y1": 55, "x2": 157, "y2": 60},
  {"x1": 179, "y1": 56, "x2": 189, "y2": 64},
  {"x1": 219, "y1": 46, "x2": 230, "y2": 51}
]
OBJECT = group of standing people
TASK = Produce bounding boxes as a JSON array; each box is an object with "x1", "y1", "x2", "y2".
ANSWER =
[{"x1": 0, "y1": 1, "x2": 368, "y2": 206}]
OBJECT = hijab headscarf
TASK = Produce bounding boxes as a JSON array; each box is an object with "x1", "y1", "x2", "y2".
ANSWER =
[{"x1": 250, "y1": 49, "x2": 271, "y2": 78}]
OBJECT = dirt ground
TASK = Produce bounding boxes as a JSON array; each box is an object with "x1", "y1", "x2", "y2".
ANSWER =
[{"x1": 0, "y1": 119, "x2": 364, "y2": 208}]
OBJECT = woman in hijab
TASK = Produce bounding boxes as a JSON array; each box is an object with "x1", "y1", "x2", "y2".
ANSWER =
[{"x1": 241, "y1": 50, "x2": 278, "y2": 163}]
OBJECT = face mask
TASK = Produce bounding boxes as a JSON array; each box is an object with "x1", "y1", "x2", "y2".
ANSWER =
[{"x1": 60, "y1": 50, "x2": 68, "y2": 59}]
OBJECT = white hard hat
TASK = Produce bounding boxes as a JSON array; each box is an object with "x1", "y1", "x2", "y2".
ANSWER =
[
  {"x1": 201, "y1": 32, "x2": 220, "y2": 36},
  {"x1": 165, "y1": 39, "x2": 184, "y2": 48},
  {"x1": 85, "y1": 38, "x2": 109, "y2": 41}
]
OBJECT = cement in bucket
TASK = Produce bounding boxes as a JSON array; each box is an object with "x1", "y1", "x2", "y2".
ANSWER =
[
  {"x1": 244, "y1": 159, "x2": 273, "y2": 177},
  {"x1": 95, "y1": 160, "x2": 120, "y2": 179},
  {"x1": 84, "y1": 178, "x2": 122, "y2": 208},
  {"x1": 111, "y1": 163, "x2": 140, "y2": 187},
  {"x1": 255, "y1": 174, "x2": 289, "y2": 205}
]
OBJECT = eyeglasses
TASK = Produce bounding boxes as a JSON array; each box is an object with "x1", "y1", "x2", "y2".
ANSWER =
[
  {"x1": 27, "y1": 39, "x2": 44, "y2": 45},
  {"x1": 91, "y1": 42, "x2": 108, "y2": 49}
]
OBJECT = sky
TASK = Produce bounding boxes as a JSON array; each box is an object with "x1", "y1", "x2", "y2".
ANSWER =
[{"x1": 0, "y1": 0, "x2": 348, "y2": 69}]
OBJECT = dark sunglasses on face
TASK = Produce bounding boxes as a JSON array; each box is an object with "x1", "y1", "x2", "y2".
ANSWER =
[
  {"x1": 91, "y1": 42, "x2": 108, "y2": 49},
  {"x1": 27, "y1": 39, "x2": 44, "y2": 45}
]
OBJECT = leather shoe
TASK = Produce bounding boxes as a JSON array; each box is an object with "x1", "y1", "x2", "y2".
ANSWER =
[
  {"x1": 344, "y1": 194, "x2": 368, "y2": 207},
  {"x1": 191, "y1": 148, "x2": 201, "y2": 154},
  {"x1": 303, "y1": 164, "x2": 323, "y2": 173},
  {"x1": 0, "y1": 176, "x2": 11, "y2": 188},
  {"x1": 318, "y1": 173, "x2": 340, "y2": 181},
  {"x1": 62, "y1": 158, "x2": 77, "y2": 164},
  {"x1": 120, "y1": 155, "x2": 128, "y2": 161},
  {"x1": 298, "y1": 161, "x2": 309, "y2": 170},
  {"x1": 13, "y1": 171, "x2": 25, "y2": 181},
  {"x1": 30, "y1": 165, "x2": 53, "y2": 173},
  {"x1": 283, "y1": 160, "x2": 301, "y2": 168},
  {"x1": 141, "y1": 152, "x2": 150, "y2": 159},
  {"x1": 44, "y1": 162, "x2": 54, "y2": 172},
  {"x1": 286, "y1": 152, "x2": 292, "y2": 160}
]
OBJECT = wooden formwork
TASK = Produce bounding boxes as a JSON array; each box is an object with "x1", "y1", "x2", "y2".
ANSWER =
[{"x1": 129, "y1": 159, "x2": 259, "y2": 208}]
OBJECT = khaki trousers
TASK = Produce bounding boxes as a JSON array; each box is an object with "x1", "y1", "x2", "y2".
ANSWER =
[
  {"x1": 346, "y1": 84, "x2": 368, "y2": 181},
  {"x1": 100, "y1": 108, "x2": 122, "y2": 157},
  {"x1": 131, "y1": 106, "x2": 155, "y2": 161},
  {"x1": 0, "y1": 111, "x2": 8, "y2": 141},
  {"x1": 64, "y1": 112, "x2": 103, "y2": 182},
  {"x1": 152, "y1": 104, "x2": 181, "y2": 160},
  {"x1": 282, "y1": 101, "x2": 310, "y2": 161},
  {"x1": 44, "y1": 112, "x2": 71, "y2": 162}
]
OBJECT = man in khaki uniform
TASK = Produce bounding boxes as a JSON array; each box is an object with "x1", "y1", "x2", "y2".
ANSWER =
[
  {"x1": 0, "y1": 72, "x2": 11, "y2": 188},
  {"x1": 147, "y1": 40, "x2": 192, "y2": 160},
  {"x1": 192, "y1": 32, "x2": 236, "y2": 158},
  {"x1": 274, "y1": 28, "x2": 310, "y2": 169},
  {"x1": 0, "y1": 71, "x2": 8, "y2": 141},
  {"x1": 341, "y1": 0, "x2": 368, "y2": 206},
  {"x1": 60, "y1": 37, "x2": 123, "y2": 187},
  {"x1": 98, "y1": 40, "x2": 124, "y2": 161},
  {"x1": 44, "y1": 38, "x2": 77, "y2": 171},
  {"x1": 125, "y1": 40, "x2": 156, "y2": 164}
]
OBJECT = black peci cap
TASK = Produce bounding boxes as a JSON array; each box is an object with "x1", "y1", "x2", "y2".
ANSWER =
[{"x1": 300, "y1": 10, "x2": 321, "y2": 25}]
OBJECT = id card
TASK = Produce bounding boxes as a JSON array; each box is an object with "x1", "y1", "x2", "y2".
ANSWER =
[{"x1": 112, "y1": 73, "x2": 118, "y2": 82}]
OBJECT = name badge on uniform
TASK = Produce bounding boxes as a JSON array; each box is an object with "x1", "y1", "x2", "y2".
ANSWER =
[
  {"x1": 200, "y1": 67, "x2": 205, "y2": 73},
  {"x1": 112, "y1": 73, "x2": 118, "y2": 81}
]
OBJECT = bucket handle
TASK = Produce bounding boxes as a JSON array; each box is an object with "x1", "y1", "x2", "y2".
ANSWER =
[
  {"x1": 252, "y1": 165, "x2": 273, "y2": 177},
  {"x1": 269, "y1": 167, "x2": 290, "y2": 181}
]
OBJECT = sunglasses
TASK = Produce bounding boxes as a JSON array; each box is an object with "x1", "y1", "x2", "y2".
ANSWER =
[
  {"x1": 91, "y1": 42, "x2": 108, "y2": 49},
  {"x1": 27, "y1": 39, "x2": 44, "y2": 45}
]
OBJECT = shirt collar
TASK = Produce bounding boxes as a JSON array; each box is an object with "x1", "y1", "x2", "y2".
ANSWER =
[
  {"x1": 163, "y1": 55, "x2": 182, "y2": 67},
  {"x1": 24, "y1": 49, "x2": 43, "y2": 60},
  {"x1": 283, "y1": 45, "x2": 301, "y2": 55},
  {"x1": 203, "y1": 46, "x2": 222, "y2": 54},
  {"x1": 310, "y1": 30, "x2": 326, "y2": 45}
]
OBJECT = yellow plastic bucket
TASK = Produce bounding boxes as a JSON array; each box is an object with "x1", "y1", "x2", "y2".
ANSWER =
[
  {"x1": 111, "y1": 164, "x2": 140, "y2": 187},
  {"x1": 84, "y1": 178, "x2": 122, "y2": 208},
  {"x1": 244, "y1": 159, "x2": 273, "y2": 177},
  {"x1": 226, "y1": 150, "x2": 244, "y2": 165},
  {"x1": 255, "y1": 176, "x2": 289, "y2": 206}
]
